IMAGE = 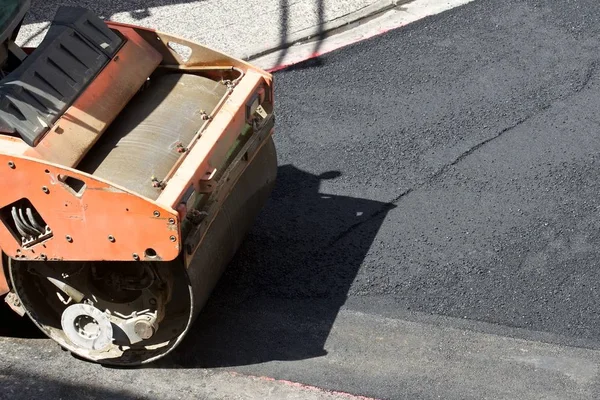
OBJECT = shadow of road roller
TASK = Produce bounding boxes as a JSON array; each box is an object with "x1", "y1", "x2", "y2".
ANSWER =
[{"x1": 0, "y1": 4, "x2": 277, "y2": 365}]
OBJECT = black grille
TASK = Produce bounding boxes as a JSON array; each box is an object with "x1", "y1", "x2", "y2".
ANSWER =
[{"x1": 0, "y1": 6, "x2": 123, "y2": 146}]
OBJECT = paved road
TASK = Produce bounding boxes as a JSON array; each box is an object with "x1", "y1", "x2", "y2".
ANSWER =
[
  {"x1": 185, "y1": 0, "x2": 600, "y2": 395},
  {"x1": 5, "y1": 0, "x2": 600, "y2": 399}
]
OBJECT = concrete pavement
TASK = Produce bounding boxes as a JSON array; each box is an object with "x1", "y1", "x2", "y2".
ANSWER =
[
  {"x1": 1, "y1": 336, "x2": 371, "y2": 400},
  {"x1": 18, "y1": 0, "x2": 386, "y2": 60},
  {"x1": 3, "y1": 308, "x2": 599, "y2": 399}
]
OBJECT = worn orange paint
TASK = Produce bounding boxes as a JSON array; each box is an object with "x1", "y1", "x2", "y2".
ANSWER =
[
  {"x1": 0, "y1": 155, "x2": 180, "y2": 262},
  {"x1": 24, "y1": 27, "x2": 162, "y2": 167},
  {"x1": 182, "y1": 124, "x2": 275, "y2": 268},
  {"x1": 0, "y1": 25, "x2": 176, "y2": 263},
  {"x1": 106, "y1": 21, "x2": 273, "y2": 83},
  {"x1": 0, "y1": 22, "x2": 273, "y2": 266},
  {"x1": 0, "y1": 136, "x2": 28, "y2": 156},
  {"x1": 158, "y1": 71, "x2": 267, "y2": 208}
]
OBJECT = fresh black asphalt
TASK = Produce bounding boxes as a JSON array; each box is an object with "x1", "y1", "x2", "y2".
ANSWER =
[
  {"x1": 172, "y1": 0, "x2": 600, "y2": 391},
  {"x1": 200, "y1": 0, "x2": 600, "y2": 349}
]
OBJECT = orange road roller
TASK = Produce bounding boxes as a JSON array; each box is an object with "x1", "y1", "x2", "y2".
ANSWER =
[{"x1": 0, "y1": 1, "x2": 277, "y2": 365}]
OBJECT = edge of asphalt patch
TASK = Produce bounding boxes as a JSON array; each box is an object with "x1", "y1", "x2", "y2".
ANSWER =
[
  {"x1": 4, "y1": 306, "x2": 597, "y2": 399},
  {"x1": 251, "y1": 0, "x2": 477, "y2": 72},
  {"x1": 240, "y1": 0, "x2": 411, "y2": 61}
]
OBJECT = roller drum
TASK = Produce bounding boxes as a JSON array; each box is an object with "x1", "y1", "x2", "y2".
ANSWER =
[
  {"x1": 9, "y1": 135, "x2": 278, "y2": 365},
  {"x1": 186, "y1": 135, "x2": 278, "y2": 322}
]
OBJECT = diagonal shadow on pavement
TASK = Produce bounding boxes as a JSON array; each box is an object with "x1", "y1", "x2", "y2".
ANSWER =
[{"x1": 157, "y1": 165, "x2": 394, "y2": 367}]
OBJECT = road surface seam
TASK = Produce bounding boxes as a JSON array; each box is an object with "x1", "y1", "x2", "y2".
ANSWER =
[{"x1": 327, "y1": 61, "x2": 598, "y2": 249}]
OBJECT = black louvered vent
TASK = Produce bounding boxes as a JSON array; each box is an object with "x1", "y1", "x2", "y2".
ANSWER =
[{"x1": 0, "y1": 6, "x2": 123, "y2": 146}]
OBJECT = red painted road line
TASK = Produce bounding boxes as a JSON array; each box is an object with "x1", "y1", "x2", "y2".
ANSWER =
[
  {"x1": 228, "y1": 371, "x2": 381, "y2": 400},
  {"x1": 265, "y1": 27, "x2": 395, "y2": 73}
]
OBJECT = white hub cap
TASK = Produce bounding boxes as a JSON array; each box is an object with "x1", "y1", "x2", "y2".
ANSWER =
[{"x1": 61, "y1": 304, "x2": 113, "y2": 351}]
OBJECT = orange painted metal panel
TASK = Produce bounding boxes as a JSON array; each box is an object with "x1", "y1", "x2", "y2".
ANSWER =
[
  {"x1": 24, "y1": 27, "x2": 162, "y2": 167},
  {"x1": 0, "y1": 252, "x2": 8, "y2": 296},
  {"x1": 182, "y1": 123, "x2": 275, "y2": 268},
  {"x1": 106, "y1": 21, "x2": 272, "y2": 79},
  {"x1": 0, "y1": 156, "x2": 180, "y2": 262}
]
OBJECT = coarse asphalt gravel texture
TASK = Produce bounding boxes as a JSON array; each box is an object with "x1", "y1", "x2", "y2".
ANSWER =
[
  {"x1": 202, "y1": 0, "x2": 600, "y2": 354},
  {"x1": 5, "y1": 0, "x2": 600, "y2": 399},
  {"x1": 178, "y1": 0, "x2": 600, "y2": 380},
  {"x1": 148, "y1": 0, "x2": 600, "y2": 386}
]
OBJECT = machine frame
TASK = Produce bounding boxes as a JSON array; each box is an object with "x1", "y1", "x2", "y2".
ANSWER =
[{"x1": 0, "y1": 21, "x2": 274, "y2": 295}]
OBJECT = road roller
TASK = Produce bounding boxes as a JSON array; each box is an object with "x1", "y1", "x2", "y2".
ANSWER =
[{"x1": 0, "y1": 1, "x2": 277, "y2": 365}]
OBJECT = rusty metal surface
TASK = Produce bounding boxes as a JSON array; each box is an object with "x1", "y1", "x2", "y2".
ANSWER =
[
  {"x1": 186, "y1": 134, "x2": 277, "y2": 321},
  {"x1": 77, "y1": 73, "x2": 227, "y2": 200},
  {"x1": 0, "y1": 155, "x2": 180, "y2": 261},
  {"x1": 24, "y1": 26, "x2": 162, "y2": 168},
  {"x1": 183, "y1": 120, "x2": 275, "y2": 267}
]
